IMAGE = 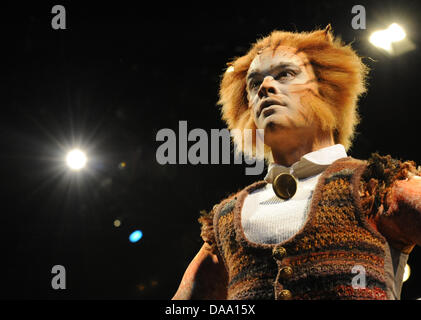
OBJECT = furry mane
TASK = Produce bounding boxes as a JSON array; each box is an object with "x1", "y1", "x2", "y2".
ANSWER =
[{"x1": 218, "y1": 26, "x2": 369, "y2": 163}]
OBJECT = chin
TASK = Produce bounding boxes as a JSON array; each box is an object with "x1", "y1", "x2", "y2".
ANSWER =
[
  {"x1": 261, "y1": 122, "x2": 284, "y2": 144},
  {"x1": 262, "y1": 130, "x2": 282, "y2": 149},
  {"x1": 261, "y1": 116, "x2": 289, "y2": 131},
  {"x1": 262, "y1": 116, "x2": 299, "y2": 139}
]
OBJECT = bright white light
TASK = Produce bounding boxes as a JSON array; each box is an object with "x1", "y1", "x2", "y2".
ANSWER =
[
  {"x1": 66, "y1": 149, "x2": 87, "y2": 171},
  {"x1": 403, "y1": 264, "x2": 411, "y2": 282},
  {"x1": 388, "y1": 23, "x2": 406, "y2": 42},
  {"x1": 226, "y1": 66, "x2": 235, "y2": 73},
  {"x1": 370, "y1": 30, "x2": 393, "y2": 51},
  {"x1": 369, "y1": 23, "x2": 406, "y2": 53}
]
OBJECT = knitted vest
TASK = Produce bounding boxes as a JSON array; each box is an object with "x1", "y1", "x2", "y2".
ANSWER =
[{"x1": 212, "y1": 157, "x2": 388, "y2": 300}]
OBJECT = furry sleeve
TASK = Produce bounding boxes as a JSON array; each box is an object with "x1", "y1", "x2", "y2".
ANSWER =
[
  {"x1": 198, "y1": 206, "x2": 218, "y2": 255},
  {"x1": 198, "y1": 192, "x2": 238, "y2": 256},
  {"x1": 361, "y1": 153, "x2": 421, "y2": 253}
]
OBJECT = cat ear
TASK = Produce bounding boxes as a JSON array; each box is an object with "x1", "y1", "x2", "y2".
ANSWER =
[{"x1": 323, "y1": 24, "x2": 333, "y2": 42}]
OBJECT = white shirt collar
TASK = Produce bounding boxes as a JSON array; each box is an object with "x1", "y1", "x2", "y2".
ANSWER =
[{"x1": 264, "y1": 144, "x2": 348, "y2": 183}]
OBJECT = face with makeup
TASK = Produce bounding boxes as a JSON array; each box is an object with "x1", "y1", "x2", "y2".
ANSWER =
[{"x1": 246, "y1": 46, "x2": 322, "y2": 149}]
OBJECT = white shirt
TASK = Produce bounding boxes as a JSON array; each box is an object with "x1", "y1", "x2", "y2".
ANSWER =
[{"x1": 241, "y1": 144, "x2": 348, "y2": 244}]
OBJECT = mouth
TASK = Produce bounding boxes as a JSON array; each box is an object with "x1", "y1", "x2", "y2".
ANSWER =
[{"x1": 258, "y1": 99, "x2": 286, "y2": 118}]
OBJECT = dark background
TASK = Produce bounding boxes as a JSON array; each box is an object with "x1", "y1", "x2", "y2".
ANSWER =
[{"x1": 1, "y1": 0, "x2": 421, "y2": 299}]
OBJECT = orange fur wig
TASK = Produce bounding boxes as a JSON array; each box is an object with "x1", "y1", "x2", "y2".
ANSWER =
[{"x1": 218, "y1": 25, "x2": 368, "y2": 162}]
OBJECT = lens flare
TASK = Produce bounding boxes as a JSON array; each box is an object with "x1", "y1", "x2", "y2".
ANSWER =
[
  {"x1": 369, "y1": 23, "x2": 406, "y2": 53},
  {"x1": 113, "y1": 219, "x2": 121, "y2": 227},
  {"x1": 66, "y1": 149, "x2": 87, "y2": 170},
  {"x1": 129, "y1": 230, "x2": 143, "y2": 243}
]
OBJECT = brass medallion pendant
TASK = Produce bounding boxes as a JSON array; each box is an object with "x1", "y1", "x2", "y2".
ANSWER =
[{"x1": 272, "y1": 173, "x2": 298, "y2": 200}]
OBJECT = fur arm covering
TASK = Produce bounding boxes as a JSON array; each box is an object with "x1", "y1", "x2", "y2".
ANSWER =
[
  {"x1": 361, "y1": 153, "x2": 421, "y2": 253},
  {"x1": 198, "y1": 207, "x2": 218, "y2": 255},
  {"x1": 198, "y1": 192, "x2": 238, "y2": 255}
]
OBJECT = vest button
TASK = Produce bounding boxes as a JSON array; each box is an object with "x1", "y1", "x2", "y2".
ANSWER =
[
  {"x1": 273, "y1": 173, "x2": 297, "y2": 199},
  {"x1": 278, "y1": 289, "x2": 293, "y2": 300},
  {"x1": 279, "y1": 266, "x2": 293, "y2": 279},
  {"x1": 272, "y1": 246, "x2": 287, "y2": 260}
]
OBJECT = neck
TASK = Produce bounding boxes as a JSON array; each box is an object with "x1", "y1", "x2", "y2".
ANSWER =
[{"x1": 270, "y1": 130, "x2": 335, "y2": 167}]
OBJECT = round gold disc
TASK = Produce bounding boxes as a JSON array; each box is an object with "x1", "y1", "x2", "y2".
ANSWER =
[{"x1": 272, "y1": 173, "x2": 297, "y2": 200}]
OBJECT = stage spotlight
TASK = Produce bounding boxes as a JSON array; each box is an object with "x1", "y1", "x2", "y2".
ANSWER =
[
  {"x1": 370, "y1": 29, "x2": 393, "y2": 52},
  {"x1": 113, "y1": 219, "x2": 121, "y2": 227},
  {"x1": 403, "y1": 264, "x2": 411, "y2": 282},
  {"x1": 369, "y1": 23, "x2": 408, "y2": 54},
  {"x1": 226, "y1": 66, "x2": 235, "y2": 73},
  {"x1": 129, "y1": 230, "x2": 143, "y2": 243},
  {"x1": 388, "y1": 23, "x2": 406, "y2": 42},
  {"x1": 66, "y1": 149, "x2": 87, "y2": 171}
]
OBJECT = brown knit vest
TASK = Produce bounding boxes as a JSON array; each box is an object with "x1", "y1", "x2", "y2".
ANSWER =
[{"x1": 212, "y1": 157, "x2": 388, "y2": 300}]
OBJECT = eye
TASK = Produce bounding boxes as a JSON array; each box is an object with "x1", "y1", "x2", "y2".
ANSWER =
[
  {"x1": 276, "y1": 70, "x2": 296, "y2": 81},
  {"x1": 248, "y1": 80, "x2": 262, "y2": 90}
]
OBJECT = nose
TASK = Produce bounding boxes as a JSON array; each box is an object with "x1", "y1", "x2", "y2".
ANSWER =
[{"x1": 258, "y1": 76, "x2": 278, "y2": 99}]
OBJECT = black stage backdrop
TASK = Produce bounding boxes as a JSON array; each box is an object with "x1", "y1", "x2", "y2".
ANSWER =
[{"x1": 1, "y1": 0, "x2": 421, "y2": 301}]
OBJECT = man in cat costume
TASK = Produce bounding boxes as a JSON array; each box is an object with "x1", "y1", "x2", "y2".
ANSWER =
[{"x1": 172, "y1": 26, "x2": 421, "y2": 300}]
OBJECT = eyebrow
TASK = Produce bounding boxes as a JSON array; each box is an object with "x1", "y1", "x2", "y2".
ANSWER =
[{"x1": 246, "y1": 62, "x2": 302, "y2": 81}]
